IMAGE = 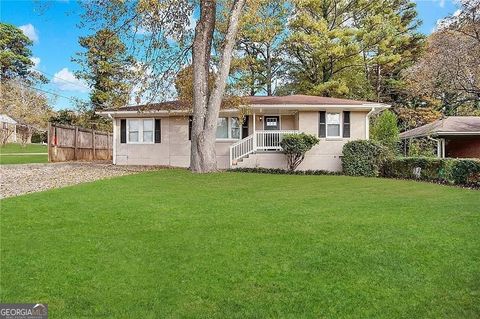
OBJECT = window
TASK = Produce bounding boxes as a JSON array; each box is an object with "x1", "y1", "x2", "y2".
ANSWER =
[
  {"x1": 326, "y1": 113, "x2": 341, "y2": 137},
  {"x1": 230, "y1": 117, "x2": 240, "y2": 139},
  {"x1": 143, "y1": 119, "x2": 154, "y2": 143},
  {"x1": 216, "y1": 118, "x2": 229, "y2": 138},
  {"x1": 319, "y1": 111, "x2": 326, "y2": 138},
  {"x1": 216, "y1": 117, "x2": 241, "y2": 139},
  {"x1": 127, "y1": 119, "x2": 154, "y2": 143},
  {"x1": 343, "y1": 111, "x2": 350, "y2": 138},
  {"x1": 128, "y1": 119, "x2": 139, "y2": 142}
]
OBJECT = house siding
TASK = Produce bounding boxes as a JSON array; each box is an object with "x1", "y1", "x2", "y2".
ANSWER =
[
  {"x1": 114, "y1": 116, "x2": 233, "y2": 168},
  {"x1": 113, "y1": 110, "x2": 368, "y2": 171},
  {"x1": 445, "y1": 136, "x2": 480, "y2": 159}
]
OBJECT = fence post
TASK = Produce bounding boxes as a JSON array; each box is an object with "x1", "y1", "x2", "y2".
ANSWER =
[
  {"x1": 47, "y1": 122, "x2": 51, "y2": 162},
  {"x1": 107, "y1": 133, "x2": 110, "y2": 160},
  {"x1": 74, "y1": 126, "x2": 78, "y2": 161},
  {"x1": 92, "y1": 129, "x2": 96, "y2": 160}
]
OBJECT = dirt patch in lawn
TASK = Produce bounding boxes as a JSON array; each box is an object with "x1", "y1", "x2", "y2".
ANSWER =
[{"x1": 0, "y1": 162, "x2": 159, "y2": 199}]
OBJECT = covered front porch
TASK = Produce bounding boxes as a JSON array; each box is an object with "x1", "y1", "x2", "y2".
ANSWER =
[{"x1": 229, "y1": 110, "x2": 301, "y2": 167}]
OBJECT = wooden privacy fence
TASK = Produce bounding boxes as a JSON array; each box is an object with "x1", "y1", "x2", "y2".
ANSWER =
[{"x1": 48, "y1": 123, "x2": 113, "y2": 162}]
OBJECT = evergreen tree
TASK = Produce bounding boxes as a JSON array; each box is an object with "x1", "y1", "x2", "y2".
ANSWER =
[
  {"x1": 73, "y1": 29, "x2": 135, "y2": 110},
  {"x1": 229, "y1": 0, "x2": 289, "y2": 96},
  {"x1": 0, "y1": 23, "x2": 47, "y2": 83},
  {"x1": 281, "y1": 0, "x2": 423, "y2": 101}
]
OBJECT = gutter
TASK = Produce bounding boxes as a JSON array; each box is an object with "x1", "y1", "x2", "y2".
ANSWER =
[
  {"x1": 427, "y1": 136, "x2": 445, "y2": 158},
  {"x1": 365, "y1": 106, "x2": 376, "y2": 140}
]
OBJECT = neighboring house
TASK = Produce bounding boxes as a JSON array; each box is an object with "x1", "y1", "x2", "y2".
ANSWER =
[
  {"x1": 98, "y1": 95, "x2": 389, "y2": 171},
  {"x1": 0, "y1": 114, "x2": 36, "y2": 144},
  {"x1": 400, "y1": 116, "x2": 480, "y2": 159},
  {"x1": 0, "y1": 114, "x2": 18, "y2": 143}
]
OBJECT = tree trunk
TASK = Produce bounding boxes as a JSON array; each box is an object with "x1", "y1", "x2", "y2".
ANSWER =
[
  {"x1": 190, "y1": 0, "x2": 246, "y2": 173},
  {"x1": 376, "y1": 63, "x2": 381, "y2": 102},
  {"x1": 266, "y1": 44, "x2": 272, "y2": 96}
]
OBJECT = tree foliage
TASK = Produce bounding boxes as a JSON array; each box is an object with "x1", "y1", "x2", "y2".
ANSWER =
[
  {"x1": 281, "y1": 0, "x2": 423, "y2": 101},
  {"x1": 280, "y1": 133, "x2": 319, "y2": 171},
  {"x1": 73, "y1": 29, "x2": 136, "y2": 110},
  {"x1": 371, "y1": 110, "x2": 400, "y2": 153},
  {"x1": 404, "y1": 0, "x2": 480, "y2": 115},
  {"x1": 0, "y1": 23, "x2": 47, "y2": 83},
  {"x1": 395, "y1": 106, "x2": 441, "y2": 131},
  {"x1": 228, "y1": 0, "x2": 289, "y2": 96},
  {"x1": 0, "y1": 80, "x2": 53, "y2": 131}
]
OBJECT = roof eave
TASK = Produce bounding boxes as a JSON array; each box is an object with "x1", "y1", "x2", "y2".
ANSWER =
[{"x1": 400, "y1": 131, "x2": 480, "y2": 139}]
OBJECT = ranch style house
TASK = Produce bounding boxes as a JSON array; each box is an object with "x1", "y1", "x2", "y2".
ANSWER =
[{"x1": 98, "y1": 95, "x2": 390, "y2": 171}]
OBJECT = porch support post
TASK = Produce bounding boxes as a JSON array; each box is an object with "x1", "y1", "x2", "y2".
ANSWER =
[
  {"x1": 252, "y1": 112, "x2": 256, "y2": 150},
  {"x1": 441, "y1": 138, "x2": 446, "y2": 158},
  {"x1": 111, "y1": 115, "x2": 117, "y2": 164}
]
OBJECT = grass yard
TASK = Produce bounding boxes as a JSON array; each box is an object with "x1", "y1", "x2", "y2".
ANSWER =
[
  {"x1": 1, "y1": 170, "x2": 479, "y2": 318},
  {"x1": 0, "y1": 143, "x2": 48, "y2": 164}
]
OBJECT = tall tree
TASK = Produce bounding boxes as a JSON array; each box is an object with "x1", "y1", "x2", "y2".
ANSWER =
[
  {"x1": 0, "y1": 23, "x2": 46, "y2": 83},
  {"x1": 228, "y1": 0, "x2": 289, "y2": 96},
  {"x1": 439, "y1": 0, "x2": 479, "y2": 44},
  {"x1": 284, "y1": 0, "x2": 367, "y2": 98},
  {"x1": 281, "y1": 0, "x2": 423, "y2": 101},
  {"x1": 354, "y1": 0, "x2": 424, "y2": 102},
  {"x1": 73, "y1": 29, "x2": 135, "y2": 110},
  {"x1": 404, "y1": 30, "x2": 480, "y2": 114},
  {"x1": 0, "y1": 80, "x2": 53, "y2": 130},
  {"x1": 190, "y1": 0, "x2": 247, "y2": 172},
  {"x1": 404, "y1": 0, "x2": 480, "y2": 115},
  {"x1": 80, "y1": 0, "x2": 247, "y2": 172}
]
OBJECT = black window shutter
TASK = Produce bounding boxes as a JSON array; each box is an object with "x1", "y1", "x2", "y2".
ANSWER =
[
  {"x1": 319, "y1": 111, "x2": 326, "y2": 138},
  {"x1": 343, "y1": 111, "x2": 350, "y2": 138},
  {"x1": 242, "y1": 115, "x2": 249, "y2": 138},
  {"x1": 155, "y1": 119, "x2": 161, "y2": 143},
  {"x1": 120, "y1": 119, "x2": 126, "y2": 143},
  {"x1": 188, "y1": 116, "x2": 193, "y2": 140}
]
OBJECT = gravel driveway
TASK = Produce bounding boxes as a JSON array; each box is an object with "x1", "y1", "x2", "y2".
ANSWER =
[{"x1": 0, "y1": 162, "x2": 157, "y2": 199}]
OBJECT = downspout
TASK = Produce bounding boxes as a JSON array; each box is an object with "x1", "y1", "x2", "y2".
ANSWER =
[
  {"x1": 428, "y1": 136, "x2": 443, "y2": 158},
  {"x1": 108, "y1": 113, "x2": 117, "y2": 165},
  {"x1": 366, "y1": 107, "x2": 376, "y2": 140}
]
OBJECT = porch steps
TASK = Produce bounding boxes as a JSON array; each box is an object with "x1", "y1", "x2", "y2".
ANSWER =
[{"x1": 229, "y1": 130, "x2": 300, "y2": 168}]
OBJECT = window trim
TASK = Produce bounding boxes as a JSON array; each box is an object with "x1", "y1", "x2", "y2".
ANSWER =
[
  {"x1": 216, "y1": 116, "x2": 242, "y2": 141},
  {"x1": 126, "y1": 118, "x2": 155, "y2": 144},
  {"x1": 325, "y1": 112, "x2": 342, "y2": 138},
  {"x1": 343, "y1": 111, "x2": 351, "y2": 138}
]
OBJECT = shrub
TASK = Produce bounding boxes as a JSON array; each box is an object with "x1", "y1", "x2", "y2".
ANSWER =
[
  {"x1": 280, "y1": 133, "x2": 319, "y2": 171},
  {"x1": 31, "y1": 131, "x2": 47, "y2": 143},
  {"x1": 371, "y1": 110, "x2": 400, "y2": 154},
  {"x1": 342, "y1": 140, "x2": 389, "y2": 177},
  {"x1": 451, "y1": 160, "x2": 480, "y2": 187},
  {"x1": 228, "y1": 167, "x2": 340, "y2": 175},
  {"x1": 382, "y1": 157, "x2": 454, "y2": 183},
  {"x1": 405, "y1": 138, "x2": 437, "y2": 157},
  {"x1": 382, "y1": 157, "x2": 480, "y2": 187}
]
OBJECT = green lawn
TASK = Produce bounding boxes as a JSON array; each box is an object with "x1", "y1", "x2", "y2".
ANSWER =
[
  {"x1": 0, "y1": 143, "x2": 48, "y2": 164},
  {"x1": 1, "y1": 170, "x2": 479, "y2": 318},
  {"x1": 0, "y1": 143, "x2": 47, "y2": 153}
]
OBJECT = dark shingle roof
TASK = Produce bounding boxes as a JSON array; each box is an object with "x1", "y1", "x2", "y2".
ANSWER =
[
  {"x1": 103, "y1": 95, "x2": 379, "y2": 112},
  {"x1": 400, "y1": 116, "x2": 480, "y2": 138}
]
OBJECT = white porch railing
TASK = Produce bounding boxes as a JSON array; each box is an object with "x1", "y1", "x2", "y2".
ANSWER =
[{"x1": 229, "y1": 130, "x2": 300, "y2": 167}]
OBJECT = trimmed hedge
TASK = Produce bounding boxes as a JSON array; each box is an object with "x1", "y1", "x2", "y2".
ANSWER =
[
  {"x1": 228, "y1": 167, "x2": 340, "y2": 175},
  {"x1": 342, "y1": 140, "x2": 389, "y2": 177},
  {"x1": 382, "y1": 157, "x2": 480, "y2": 187},
  {"x1": 451, "y1": 160, "x2": 480, "y2": 187}
]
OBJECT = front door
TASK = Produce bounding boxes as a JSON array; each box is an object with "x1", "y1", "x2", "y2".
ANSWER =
[{"x1": 264, "y1": 116, "x2": 280, "y2": 130}]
